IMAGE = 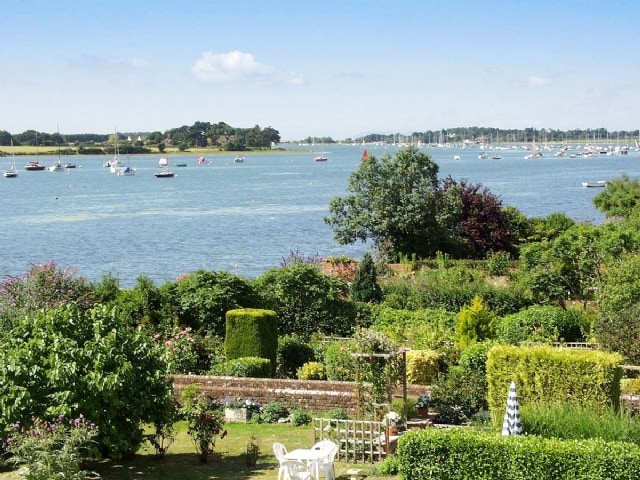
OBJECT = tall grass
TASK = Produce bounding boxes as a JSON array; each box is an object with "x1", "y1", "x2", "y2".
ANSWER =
[{"x1": 520, "y1": 402, "x2": 640, "y2": 445}]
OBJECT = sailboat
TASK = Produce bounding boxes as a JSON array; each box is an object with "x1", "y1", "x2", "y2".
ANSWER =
[
  {"x1": 24, "y1": 132, "x2": 45, "y2": 171},
  {"x1": 49, "y1": 128, "x2": 65, "y2": 172},
  {"x1": 4, "y1": 139, "x2": 18, "y2": 178},
  {"x1": 155, "y1": 154, "x2": 175, "y2": 178},
  {"x1": 106, "y1": 130, "x2": 125, "y2": 173},
  {"x1": 524, "y1": 138, "x2": 543, "y2": 159}
]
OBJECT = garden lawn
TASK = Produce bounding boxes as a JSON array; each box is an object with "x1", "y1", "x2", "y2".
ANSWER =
[{"x1": 0, "y1": 421, "x2": 399, "y2": 480}]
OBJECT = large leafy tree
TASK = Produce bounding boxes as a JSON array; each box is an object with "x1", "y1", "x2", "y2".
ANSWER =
[
  {"x1": 324, "y1": 146, "x2": 462, "y2": 260},
  {"x1": 593, "y1": 174, "x2": 640, "y2": 219},
  {"x1": 440, "y1": 176, "x2": 517, "y2": 259}
]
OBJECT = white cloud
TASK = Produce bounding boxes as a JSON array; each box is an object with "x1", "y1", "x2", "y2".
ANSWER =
[
  {"x1": 528, "y1": 75, "x2": 551, "y2": 86},
  {"x1": 190, "y1": 50, "x2": 304, "y2": 85}
]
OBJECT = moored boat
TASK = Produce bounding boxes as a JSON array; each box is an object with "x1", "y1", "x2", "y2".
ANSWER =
[
  {"x1": 24, "y1": 160, "x2": 46, "y2": 171},
  {"x1": 582, "y1": 181, "x2": 607, "y2": 188}
]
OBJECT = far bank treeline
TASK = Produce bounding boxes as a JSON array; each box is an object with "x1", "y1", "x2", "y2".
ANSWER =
[{"x1": 0, "y1": 121, "x2": 281, "y2": 153}]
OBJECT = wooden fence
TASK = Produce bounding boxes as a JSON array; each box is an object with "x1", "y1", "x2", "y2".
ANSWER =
[{"x1": 312, "y1": 418, "x2": 392, "y2": 463}]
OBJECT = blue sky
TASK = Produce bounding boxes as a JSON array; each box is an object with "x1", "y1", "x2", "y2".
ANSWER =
[{"x1": 2, "y1": 0, "x2": 639, "y2": 141}]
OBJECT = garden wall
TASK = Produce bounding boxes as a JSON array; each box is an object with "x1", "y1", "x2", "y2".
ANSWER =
[{"x1": 172, "y1": 375, "x2": 427, "y2": 414}]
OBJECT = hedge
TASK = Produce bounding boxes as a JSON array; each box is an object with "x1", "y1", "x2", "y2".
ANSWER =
[
  {"x1": 486, "y1": 345, "x2": 623, "y2": 426},
  {"x1": 397, "y1": 428, "x2": 640, "y2": 480}
]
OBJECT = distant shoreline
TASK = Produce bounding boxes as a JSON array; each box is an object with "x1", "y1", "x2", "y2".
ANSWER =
[{"x1": 0, "y1": 146, "x2": 309, "y2": 157}]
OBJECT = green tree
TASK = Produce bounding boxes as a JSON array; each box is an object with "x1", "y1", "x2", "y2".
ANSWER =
[
  {"x1": 350, "y1": 252, "x2": 382, "y2": 303},
  {"x1": 324, "y1": 146, "x2": 462, "y2": 261},
  {"x1": 520, "y1": 223, "x2": 637, "y2": 306},
  {"x1": 253, "y1": 262, "x2": 356, "y2": 339},
  {"x1": 171, "y1": 270, "x2": 259, "y2": 336},
  {"x1": 455, "y1": 296, "x2": 496, "y2": 349},
  {"x1": 593, "y1": 174, "x2": 640, "y2": 219}
]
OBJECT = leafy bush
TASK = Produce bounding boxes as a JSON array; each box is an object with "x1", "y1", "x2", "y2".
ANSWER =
[
  {"x1": 486, "y1": 250, "x2": 511, "y2": 276},
  {"x1": 155, "y1": 326, "x2": 200, "y2": 374},
  {"x1": 430, "y1": 367, "x2": 488, "y2": 425},
  {"x1": 0, "y1": 304, "x2": 173, "y2": 460},
  {"x1": 172, "y1": 270, "x2": 260, "y2": 336},
  {"x1": 370, "y1": 304, "x2": 456, "y2": 350},
  {"x1": 323, "y1": 340, "x2": 357, "y2": 381},
  {"x1": 457, "y1": 340, "x2": 496, "y2": 375},
  {"x1": 377, "y1": 453, "x2": 400, "y2": 475},
  {"x1": 260, "y1": 402, "x2": 289, "y2": 424},
  {"x1": 277, "y1": 335, "x2": 316, "y2": 378},
  {"x1": 291, "y1": 408, "x2": 312, "y2": 426},
  {"x1": 496, "y1": 305, "x2": 586, "y2": 344},
  {"x1": 405, "y1": 349, "x2": 439, "y2": 385},
  {"x1": 0, "y1": 261, "x2": 95, "y2": 335},
  {"x1": 209, "y1": 357, "x2": 272, "y2": 378},
  {"x1": 253, "y1": 262, "x2": 356, "y2": 339},
  {"x1": 297, "y1": 361, "x2": 326, "y2": 380}
]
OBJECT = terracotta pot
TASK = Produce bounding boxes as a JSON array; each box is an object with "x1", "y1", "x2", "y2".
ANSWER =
[{"x1": 417, "y1": 407, "x2": 429, "y2": 419}]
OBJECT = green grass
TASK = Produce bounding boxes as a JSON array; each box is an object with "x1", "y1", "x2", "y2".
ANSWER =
[{"x1": 0, "y1": 421, "x2": 398, "y2": 480}]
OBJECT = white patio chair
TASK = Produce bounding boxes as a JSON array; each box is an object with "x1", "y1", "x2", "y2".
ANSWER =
[
  {"x1": 311, "y1": 440, "x2": 338, "y2": 480},
  {"x1": 280, "y1": 459, "x2": 314, "y2": 480},
  {"x1": 273, "y1": 442, "x2": 288, "y2": 480}
]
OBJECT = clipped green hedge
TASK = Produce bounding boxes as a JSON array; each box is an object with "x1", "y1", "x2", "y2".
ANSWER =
[
  {"x1": 209, "y1": 356, "x2": 272, "y2": 378},
  {"x1": 486, "y1": 345, "x2": 623, "y2": 426},
  {"x1": 397, "y1": 428, "x2": 640, "y2": 480},
  {"x1": 225, "y1": 308, "x2": 278, "y2": 376}
]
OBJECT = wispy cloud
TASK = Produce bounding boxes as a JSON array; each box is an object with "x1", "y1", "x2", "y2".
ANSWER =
[
  {"x1": 528, "y1": 75, "x2": 552, "y2": 87},
  {"x1": 190, "y1": 50, "x2": 304, "y2": 85}
]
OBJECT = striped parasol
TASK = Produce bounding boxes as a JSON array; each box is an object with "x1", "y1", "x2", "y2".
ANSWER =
[{"x1": 501, "y1": 381, "x2": 523, "y2": 436}]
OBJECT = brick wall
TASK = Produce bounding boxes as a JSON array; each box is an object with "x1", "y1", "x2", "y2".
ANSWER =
[{"x1": 172, "y1": 375, "x2": 428, "y2": 414}]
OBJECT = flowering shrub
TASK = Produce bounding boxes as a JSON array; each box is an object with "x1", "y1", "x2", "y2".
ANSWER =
[
  {"x1": 155, "y1": 327, "x2": 200, "y2": 374},
  {"x1": 3, "y1": 415, "x2": 98, "y2": 480},
  {"x1": 181, "y1": 392, "x2": 226, "y2": 463}
]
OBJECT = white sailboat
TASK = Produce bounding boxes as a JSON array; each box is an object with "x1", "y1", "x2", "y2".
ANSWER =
[
  {"x1": 4, "y1": 139, "x2": 18, "y2": 178},
  {"x1": 107, "y1": 130, "x2": 125, "y2": 173},
  {"x1": 155, "y1": 154, "x2": 174, "y2": 177},
  {"x1": 49, "y1": 130, "x2": 65, "y2": 172}
]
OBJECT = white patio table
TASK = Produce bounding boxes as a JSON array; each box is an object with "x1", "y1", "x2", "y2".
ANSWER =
[{"x1": 284, "y1": 449, "x2": 329, "y2": 479}]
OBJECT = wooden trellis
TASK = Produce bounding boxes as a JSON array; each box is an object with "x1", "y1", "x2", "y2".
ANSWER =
[{"x1": 350, "y1": 350, "x2": 407, "y2": 422}]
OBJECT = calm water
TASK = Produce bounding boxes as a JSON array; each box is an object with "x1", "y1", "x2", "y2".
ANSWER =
[{"x1": 1, "y1": 144, "x2": 638, "y2": 287}]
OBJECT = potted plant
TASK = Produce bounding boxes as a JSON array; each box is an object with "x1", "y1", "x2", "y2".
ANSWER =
[
  {"x1": 224, "y1": 398, "x2": 260, "y2": 423},
  {"x1": 384, "y1": 411, "x2": 404, "y2": 436},
  {"x1": 415, "y1": 394, "x2": 432, "y2": 419}
]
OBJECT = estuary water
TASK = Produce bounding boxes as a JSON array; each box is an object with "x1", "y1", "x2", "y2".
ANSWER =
[{"x1": 1, "y1": 144, "x2": 638, "y2": 287}]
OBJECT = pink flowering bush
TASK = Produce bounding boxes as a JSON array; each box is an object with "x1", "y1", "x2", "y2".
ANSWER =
[
  {"x1": 3, "y1": 415, "x2": 98, "y2": 480},
  {"x1": 155, "y1": 327, "x2": 200, "y2": 374}
]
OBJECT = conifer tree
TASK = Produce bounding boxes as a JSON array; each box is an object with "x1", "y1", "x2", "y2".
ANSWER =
[{"x1": 350, "y1": 252, "x2": 382, "y2": 303}]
